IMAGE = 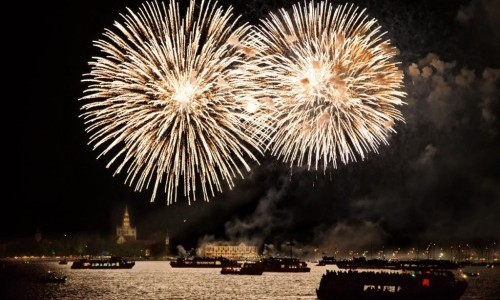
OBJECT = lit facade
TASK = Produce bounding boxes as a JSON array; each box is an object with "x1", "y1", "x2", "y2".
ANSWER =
[{"x1": 201, "y1": 242, "x2": 258, "y2": 259}]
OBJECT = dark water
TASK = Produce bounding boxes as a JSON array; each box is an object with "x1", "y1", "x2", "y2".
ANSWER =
[{"x1": 1, "y1": 261, "x2": 498, "y2": 299}]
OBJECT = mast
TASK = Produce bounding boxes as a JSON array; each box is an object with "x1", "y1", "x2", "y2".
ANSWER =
[{"x1": 287, "y1": 241, "x2": 296, "y2": 259}]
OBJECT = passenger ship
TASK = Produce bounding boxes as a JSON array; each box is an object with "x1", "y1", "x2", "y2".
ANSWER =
[
  {"x1": 71, "y1": 257, "x2": 135, "y2": 269},
  {"x1": 316, "y1": 268, "x2": 467, "y2": 300},
  {"x1": 258, "y1": 257, "x2": 311, "y2": 272},
  {"x1": 170, "y1": 256, "x2": 238, "y2": 268}
]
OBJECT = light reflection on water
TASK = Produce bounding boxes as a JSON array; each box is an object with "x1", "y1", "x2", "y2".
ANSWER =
[{"x1": 1, "y1": 261, "x2": 498, "y2": 299}]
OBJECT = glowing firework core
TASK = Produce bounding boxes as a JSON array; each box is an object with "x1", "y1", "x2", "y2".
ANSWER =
[{"x1": 172, "y1": 80, "x2": 195, "y2": 109}]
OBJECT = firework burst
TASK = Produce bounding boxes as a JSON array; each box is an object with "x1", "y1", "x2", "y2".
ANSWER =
[
  {"x1": 80, "y1": 0, "x2": 268, "y2": 204},
  {"x1": 243, "y1": 1, "x2": 406, "y2": 171}
]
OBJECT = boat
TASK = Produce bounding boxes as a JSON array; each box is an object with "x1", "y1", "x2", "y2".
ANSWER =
[
  {"x1": 258, "y1": 257, "x2": 311, "y2": 272},
  {"x1": 316, "y1": 269, "x2": 468, "y2": 300},
  {"x1": 335, "y1": 257, "x2": 390, "y2": 269},
  {"x1": 461, "y1": 271, "x2": 479, "y2": 277},
  {"x1": 39, "y1": 271, "x2": 68, "y2": 283},
  {"x1": 220, "y1": 262, "x2": 264, "y2": 275},
  {"x1": 71, "y1": 256, "x2": 135, "y2": 269},
  {"x1": 397, "y1": 260, "x2": 460, "y2": 270},
  {"x1": 170, "y1": 256, "x2": 238, "y2": 268},
  {"x1": 458, "y1": 261, "x2": 498, "y2": 268},
  {"x1": 317, "y1": 256, "x2": 337, "y2": 266},
  {"x1": 335, "y1": 258, "x2": 459, "y2": 270}
]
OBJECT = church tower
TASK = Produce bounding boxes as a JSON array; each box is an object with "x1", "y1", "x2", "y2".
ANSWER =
[{"x1": 116, "y1": 205, "x2": 137, "y2": 244}]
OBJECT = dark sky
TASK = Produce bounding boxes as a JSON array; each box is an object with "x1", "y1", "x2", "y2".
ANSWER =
[{"x1": 6, "y1": 0, "x2": 499, "y2": 252}]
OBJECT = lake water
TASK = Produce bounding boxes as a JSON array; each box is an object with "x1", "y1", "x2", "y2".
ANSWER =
[{"x1": 1, "y1": 261, "x2": 498, "y2": 299}]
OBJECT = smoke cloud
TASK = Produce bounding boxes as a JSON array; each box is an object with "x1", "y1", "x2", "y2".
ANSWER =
[
  {"x1": 176, "y1": 245, "x2": 187, "y2": 256},
  {"x1": 313, "y1": 221, "x2": 387, "y2": 254},
  {"x1": 224, "y1": 174, "x2": 290, "y2": 246}
]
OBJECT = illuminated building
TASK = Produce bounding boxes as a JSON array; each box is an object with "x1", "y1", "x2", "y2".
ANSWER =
[
  {"x1": 116, "y1": 205, "x2": 137, "y2": 244},
  {"x1": 201, "y1": 242, "x2": 258, "y2": 259}
]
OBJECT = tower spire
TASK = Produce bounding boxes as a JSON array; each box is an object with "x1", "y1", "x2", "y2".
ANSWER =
[
  {"x1": 123, "y1": 205, "x2": 130, "y2": 228},
  {"x1": 116, "y1": 204, "x2": 137, "y2": 244}
]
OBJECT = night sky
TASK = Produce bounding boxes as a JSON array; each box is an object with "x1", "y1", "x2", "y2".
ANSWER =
[{"x1": 6, "y1": 0, "x2": 499, "y2": 252}]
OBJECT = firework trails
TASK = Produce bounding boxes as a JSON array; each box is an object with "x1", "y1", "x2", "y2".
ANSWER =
[
  {"x1": 243, "y1": 1, "x2": 406, "y2": 171},
  {"x1": 80, "y1": 0, "x2": 268, "y2": 204}
]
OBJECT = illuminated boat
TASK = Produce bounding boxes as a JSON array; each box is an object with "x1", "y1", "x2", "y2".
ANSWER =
[
  {"x1": 461, "y1": 271, "x2": 479, "y2": 277},
  {"x1": 335, "y1": 258, "x2": 459, "y2": 270},
  {"x1": 317, "y1": 256, "x2": 337, "y2": 266},
  {"x1": 220, "y1": 262, "x2": 264, "y2": 275},
  {"x1": 70, "y1": 257, "x2": 135, "y2": 269},
  {"x1": 170, "y1": 256, "x2": 238, "y2": 268},
  {"x1": 316, "y1": 269, "x2": 467, "y2": 300},
  {"x1": 335, "y1": 257, "x2": 390, "y2": 269},
  {"x1": 258, "y1": 257, "x2": 311, "y2": 272}
]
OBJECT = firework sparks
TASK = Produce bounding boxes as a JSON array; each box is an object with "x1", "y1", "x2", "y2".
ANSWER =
[
  {"x1": 243, "y1": 1, "x2": 406, "y2": 171},
  {"x1": 80, "y1": 0, "x2": 267, "y2": 204}
]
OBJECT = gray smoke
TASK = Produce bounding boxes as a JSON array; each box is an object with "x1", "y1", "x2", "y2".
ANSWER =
[
  {"x1": 176, "y1": 245, "x2": 187, "y2": 256},
  {"x1": 311, "y1": 221, "x2": 387, "y2": 257},
  {"x1": 224, "y1": 174, "x2": 290, "y2": 246}
]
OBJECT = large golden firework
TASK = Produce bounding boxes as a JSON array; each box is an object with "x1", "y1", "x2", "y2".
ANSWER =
[
  {"x1": 243, "y1": 1, "x2": 406, "y2": 171},
  {"x1": 80, "y1": 0, "x2": 267, "y2": 204}
]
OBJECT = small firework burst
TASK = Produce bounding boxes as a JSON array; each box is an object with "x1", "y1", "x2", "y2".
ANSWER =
[
  {"x1": 80, "y1": 0, "x2": 268, "y2": 204},
  {"x1": 242, "y1": 1, "x2": 406, "y2": 171}
]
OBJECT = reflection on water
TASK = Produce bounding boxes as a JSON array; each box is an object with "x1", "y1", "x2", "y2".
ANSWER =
[{"x1": 1, "y1": 261, "x2": 498, "y2": 299}]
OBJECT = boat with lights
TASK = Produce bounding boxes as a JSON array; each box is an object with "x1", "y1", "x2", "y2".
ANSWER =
[
  {"x1": 335, "y1": 258, "x2": 459, "y2": 270},
  {"x1": 317, "y1": 256, "x2": 337, "y2": 266},
  {"x1": 220, "y1": 262, "x2": 264, "y2": 275},
  {"x1": 71, "y1": 257, "x2": 135, "y2": 269},
  {"x1": 170, "y1": 256, "x2": 238, "y2": 268},
  {"x1": 316, "y1": 268, "x2": 467, "y2": 300},
  {"x1": 258, "y1": 257, "x2": 311, "y2": 272}
]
